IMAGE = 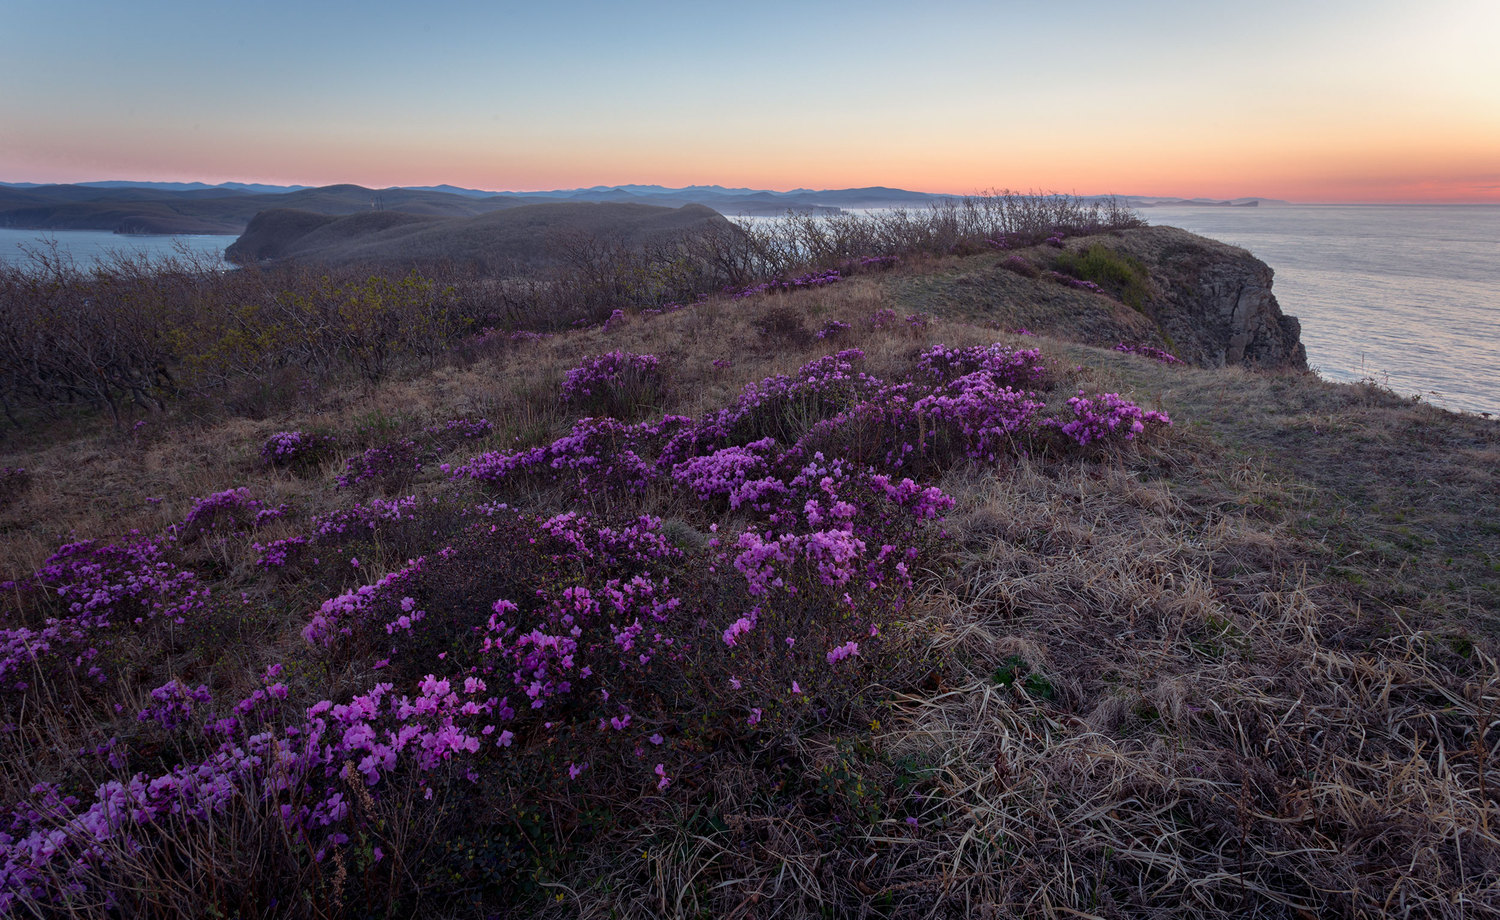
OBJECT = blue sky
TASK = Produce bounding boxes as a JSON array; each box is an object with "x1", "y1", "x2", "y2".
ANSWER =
[{"x1": 3, "y1": 0, "x2": 1497, "y2": 200}]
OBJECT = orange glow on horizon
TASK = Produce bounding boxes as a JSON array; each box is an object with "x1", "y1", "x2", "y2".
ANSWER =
[{"x1": 6, "y1": 122, "x2": 1497, "y2": 204}]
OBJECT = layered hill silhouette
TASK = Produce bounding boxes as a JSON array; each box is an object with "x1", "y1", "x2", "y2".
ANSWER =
[
  {"x1": 0, "y1": 180, "x2": 1291, "y2": 239},
  {"x1": 0, "y1": 184, "x2": 521, "y2": 235},
  {"x1": 223, "y1": 201, "x2": 735, "y2": 273},
  {"x1": 0, "y1": 181, "x2": 972, "y2": 236}
]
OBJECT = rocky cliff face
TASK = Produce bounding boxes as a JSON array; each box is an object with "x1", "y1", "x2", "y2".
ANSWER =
[{"x1": 1106, "y1": 226, "x2": 1307, "y2": 370}]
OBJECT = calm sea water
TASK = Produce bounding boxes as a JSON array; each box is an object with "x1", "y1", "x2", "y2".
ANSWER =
[
  {"x1": 0, "y1": 228, "x2": 231, "y2": 269},
  {"x1": 1138, "y1": 204, "x2": 1500, "y2": 416}
]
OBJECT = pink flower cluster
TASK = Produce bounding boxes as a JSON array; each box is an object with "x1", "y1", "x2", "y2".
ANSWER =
[
  {"x1": 1048, "y1": 391, "x2": 1173, "y2": 447},
  {"x1": 260, "y1": 430, "x2": 337, "y2": 470},
  {"x1": 0, "y1": 537, "x2": 210, "y2": 693},
  {"x1": 1114, "y1": 343, "x2": 1184, "y2": 365},
  {"x1": 178, "y1": 487, "x2": 284, "y2": 541},
  {"x1": 1045, "y1": 270, "x2": 1106, "y2": 294},
  {"x1": 560, "y1": 351, "x2": 664, "y2": 405},
  {"x1": 728, "y1": 269, "x2": 841, "y2": 300},
  {"x1": 915, "y1": 342, "x2": 1049, "y2": 389},
  {"x1": 815, "y1": 320, "x2": 852, "y2": 341},
  {"x1": 138, "y1": 678, "x2": 213, "y2": 731},
  {"x1": 0, "y1": 325, "x2": 1180, "y2": 908},
  {"x1": 336, "y1": 418, "x2": 491, "y2": 492}
]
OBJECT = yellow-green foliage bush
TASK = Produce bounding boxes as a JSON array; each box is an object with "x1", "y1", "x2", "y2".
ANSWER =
[{"x1": 1052, "y1": 244, "x2": 1150, "y2": 310}]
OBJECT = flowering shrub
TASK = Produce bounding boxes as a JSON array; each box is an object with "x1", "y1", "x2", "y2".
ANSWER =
[
  {"x1": 459, "y1": 415, "x2": 689, "y2": 503},
  {"x1": 335, "y1": 418, "x2": 492, "y2": 493},
  {"x1": 914, "y1": 342, "x2": 1049, "y2": 390},
  {"x1": 260, "y1": 431, "x2": 338, "y2": 471},
  {"x1": 728, "y1": 269, "x2": 841, "y2": 300},
  {"x1": 253, "y1": 534, "x2": 310, "y2": 570},
  {"x1": 0, "y1": 537, "x2": 211, "y2": 696},
  {"x1": 796, "y1": 378, "x2": 1047, "y2": 480},
  {"x1": 815, "y1": 320, "x2": 852, "y2": 341},
  {"x1": 711, "y1": 349, "x2": 880, "y2": 447},
  {"x1": 335, "y1": 438, "x2": 424, "y2": 492},
  {"x1": 1045, "y1": 270, "x2": 1107, "y2": 295},
  {"x1": 0, "y1": 327, "x2": 1180, "y2": 912},
  {"x1": 1047, "y1": 391, "x2": 1172, "y2": 448},
  {"x1": 178, "y1": 487, "x2": 283, "y2": 542},
  {"x1": 669, "y1": 438, "x2": 780, "y2": 512},
  {"x1": 1115, "y1": 343, "x2": 1184, "y2": 365},
  {"x1": 250, "y1": 493, "x2": 445, "y2": 581},
  {"x1": 560, "y1": 351, "x2": 667, "y2": 418},
  {"x1": 138, "y1": 678, "x2": 213, "y2": 731},
  {"x1": 999, "y1": 254, "x2": 1038, "y2": 278},
  {"x1": 910, "y1": 375, "x2": 1048, "y2": 461}
]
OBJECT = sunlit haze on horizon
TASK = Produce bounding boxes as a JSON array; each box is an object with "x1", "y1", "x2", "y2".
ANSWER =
[{"x1": 2, "y1": 0, "x2": 1497, "y2": 203}]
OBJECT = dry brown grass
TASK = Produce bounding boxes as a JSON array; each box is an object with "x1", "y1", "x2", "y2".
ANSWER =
[
  {"x1": 528, "y1": 442, "x2": 1499, "y2": 917},
  {"x1": 873, "y1": 460, "x2": 1500, "y2": 917},
  {"x1": 2, "y1": 265, "x2": 1498, "y2": 917}
]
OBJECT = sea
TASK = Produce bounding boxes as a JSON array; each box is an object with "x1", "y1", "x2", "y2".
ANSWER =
[
  {"x1": 2, "y1": 206, "x2": 1497, "y2": 416},
  {"x1": 0, "y1": 228, "x2": 231, "y2": 271},
  {"x1": 1135, "y1": 203, "x2": 1500, "y2": 416}
]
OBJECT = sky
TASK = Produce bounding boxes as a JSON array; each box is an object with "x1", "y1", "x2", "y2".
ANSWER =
[{"x1": 2, "y1": 0, "x2": 1498, "y2": 203}]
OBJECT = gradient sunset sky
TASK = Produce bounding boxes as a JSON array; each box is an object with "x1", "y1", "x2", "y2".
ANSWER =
[{"x1": 3, "y1": 0, "x2": 1497, "y2": 202}]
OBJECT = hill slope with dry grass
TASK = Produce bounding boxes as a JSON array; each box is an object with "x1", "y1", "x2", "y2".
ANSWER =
[
  {"x1": 225, "y1": 201, "x2": 736, "y2": 274},
  {"x1": 0, "y1": 223, "x2": 1496, "y2": 918},
  {"x1": 0, "y1": 183, "x2": 524, "y2": 235}
]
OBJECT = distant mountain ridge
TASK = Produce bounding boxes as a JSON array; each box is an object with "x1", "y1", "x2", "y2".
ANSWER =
[
  {"x1": 0, "y1": 180, "x2": 1289, "y2": 237},
  {"x1": 1128, "y1": 196, "x2": 1290, "y2": 207},
  {"x1": 0, "y1": 184, "x2": 520, "y2": 235},
  {"x1": 0, "y1": 181, "x2": 1099, "y2": 236}
]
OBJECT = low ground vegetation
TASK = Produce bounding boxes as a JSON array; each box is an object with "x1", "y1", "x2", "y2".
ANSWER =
[
  {"x1": 0, "y1": 193, "x2": 1139, "y2": 432},
  {"x1": 0, "y1": 205, "x2": 1497, "y2": 918}
]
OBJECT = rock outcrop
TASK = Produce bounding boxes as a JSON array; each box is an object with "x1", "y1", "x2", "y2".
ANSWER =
[{"x1": 1102, "y1": 226, "x2": 1307, "y2": 370}]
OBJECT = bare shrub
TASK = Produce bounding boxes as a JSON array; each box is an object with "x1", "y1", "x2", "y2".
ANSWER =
[
  {"x1": 754, "y1": 305, "x2": 809, "y2": 344},
  {"x1": 0, "y1": 467, "x2": 29, "y2": 511}
]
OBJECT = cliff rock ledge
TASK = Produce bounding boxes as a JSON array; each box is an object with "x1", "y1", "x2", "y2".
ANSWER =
[{"x1": 1110, "y1": 226, "x2": 1307, "y2": 370}]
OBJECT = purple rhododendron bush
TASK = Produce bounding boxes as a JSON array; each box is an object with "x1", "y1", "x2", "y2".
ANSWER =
[
  {"x1": 1, "y1": 262, "x2": 1498, "y2": 919},
  {"x1": 0, "y1": 322, "x2": 1172, "y2": 915}
]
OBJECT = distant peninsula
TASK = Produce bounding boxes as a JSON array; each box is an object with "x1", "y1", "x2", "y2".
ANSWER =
[
  {"x1": 224, "y1": 201, "x2": 735, "y2": 274},
  {"x1": 0, "y1": 180, "x2": 1291, "y2": 237},
  {"x1": 0, "y1": 182, "x2": 953, "y2": 236}
]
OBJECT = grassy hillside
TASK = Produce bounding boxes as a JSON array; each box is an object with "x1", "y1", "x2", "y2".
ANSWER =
[
  {"x1": 225, "y1": 201, "x2": 736, "y2": 274},
  {"x1": 0, "y1": 184, "x2": 523, "y2": 235},
  {"x1": 1, "y1": 240, "x2": 1497, "y2": 918},
  {"x1": 223, "y1": 209, "x2": 442, "y2": 263}
]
